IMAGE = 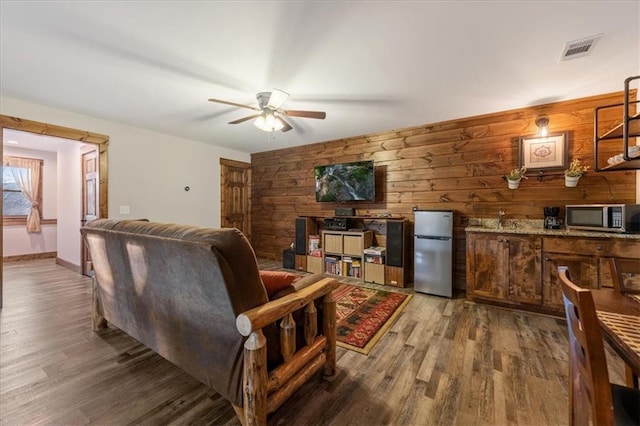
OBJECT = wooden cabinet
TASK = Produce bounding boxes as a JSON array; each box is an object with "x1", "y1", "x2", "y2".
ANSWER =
[
  {"x1": 542, "y1": 236, "x2": 640, "y2": 311},
  {"x1": 466, "y1": 233, "x2": 542, "y2": 307},
  {"x1": 467, "y1": 230, "x2": 640, "y2": 315},
  {"x1": 542, "y1": 237, "x2": 599, "y2": 311},
  {"x1": 542, "y1": 253, "x2": 597, "y2": 311},
  {"x1": 322, "y1": 230, "x2": 373, "y2": 280}
]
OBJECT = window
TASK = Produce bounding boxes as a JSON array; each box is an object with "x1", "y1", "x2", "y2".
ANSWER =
[
  {"x1": 3, "y1": 166, "x2": 32, "y2": 216},
  {"x1": 2, "y1": 156, "x2": 43, "y2": 226}
]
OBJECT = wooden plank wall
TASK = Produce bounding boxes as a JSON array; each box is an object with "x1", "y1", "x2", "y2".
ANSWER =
[{"x1": 250, "y1": 92, "x2": 637, "y2": 289}]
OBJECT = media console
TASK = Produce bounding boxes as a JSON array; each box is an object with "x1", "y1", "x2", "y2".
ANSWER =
[{"x1": 294, "y1": 215, "x2": 407, "y2": 287}]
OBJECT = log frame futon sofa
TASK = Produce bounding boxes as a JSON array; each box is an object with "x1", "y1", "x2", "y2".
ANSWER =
[{"x1": 81, "y1": 219, "x2": 340, "y2": 426}]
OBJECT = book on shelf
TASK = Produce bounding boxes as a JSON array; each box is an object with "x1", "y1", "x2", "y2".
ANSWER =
[
  {"x1": 308, "y1": 235, "x2": 320, "y2": 254},
  {"x1": 324, "y1": 256, "x2": 341, "y2": 275},
  {"x1": 351, "y1": 259, "x2": 362, "y2": 278},
  {"x1": 341, "y1": 257, "x2": 362, "y2": 278},
  {"x1": 365, "y1": 254, "x2": 385, "y2": 264},
  {"x1": 364, "y1": 246, "x2": 386, "y2": 255}
]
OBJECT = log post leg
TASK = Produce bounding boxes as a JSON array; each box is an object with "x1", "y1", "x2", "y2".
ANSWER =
[
  {"x1": 92, "y1": 277, "x2": 107, "y2": 331},
  {"x1": 304, "y1": 302, "x2": 318, "y2": 346},
  {"x1": 280, "y1": 313, "x2": 296, "y2": 362},
  {"x1": 322, "y1": 292, "x2": 337, "y2": 377},
  {"x1": 243, "y1": 330, "x2": 267, "y2": 426}
]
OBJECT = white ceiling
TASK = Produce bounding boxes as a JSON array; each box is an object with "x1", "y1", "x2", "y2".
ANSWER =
[
  {"x1": 1, "y1": 1, "x2": 638, "y2": 154},
  {"x1": 3, "y1": 128, "x2": 80, "y2": 153}
]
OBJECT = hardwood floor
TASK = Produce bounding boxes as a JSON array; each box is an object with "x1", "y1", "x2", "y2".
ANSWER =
[{"x1": 0, "y1": 259, "x2": 627, "y2": 425}]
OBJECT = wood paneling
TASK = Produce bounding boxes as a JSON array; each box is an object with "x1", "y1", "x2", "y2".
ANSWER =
[{"x1": 251, "y1": 92, "x2": 636, "y2": 289}]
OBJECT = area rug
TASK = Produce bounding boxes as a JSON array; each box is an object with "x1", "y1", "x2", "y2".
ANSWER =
[{"x1": 333, "y1": 283, "x2": 412, "y2": 355}]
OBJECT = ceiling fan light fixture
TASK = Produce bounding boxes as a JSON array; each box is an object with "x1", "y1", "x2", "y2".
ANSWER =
[
  {"x1": 254, "y1": 111, "x2": 284, "y2": 132},
  {"x1": 209, "y1": 88, "x2": 324, "y2": 134},
  {"x1": 267, "y1": 89, "x2": 289, "y2": 109}
]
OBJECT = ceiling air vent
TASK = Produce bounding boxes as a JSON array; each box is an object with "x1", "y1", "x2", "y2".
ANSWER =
[{"x1": 560, "y1": 34, "x2": 602, "y2": 61}]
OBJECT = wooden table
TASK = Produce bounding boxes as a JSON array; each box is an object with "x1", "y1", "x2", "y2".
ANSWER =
[{"x1": 591, "y1": 289, "x2": 640, "y2": 386}]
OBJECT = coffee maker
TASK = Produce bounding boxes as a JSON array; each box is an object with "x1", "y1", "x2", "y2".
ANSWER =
[{"x1": 544, "y1": 206, "x2": 562, "y2": 229}]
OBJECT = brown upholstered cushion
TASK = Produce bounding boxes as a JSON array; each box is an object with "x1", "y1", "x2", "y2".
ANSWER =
[{"x1": 260, "y1": 270, "x2": 301, "y2": 299}]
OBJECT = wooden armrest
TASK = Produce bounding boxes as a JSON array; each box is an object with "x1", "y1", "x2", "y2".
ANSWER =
[{"x1": 236, "y1": 277, "x2": 339, "y2": 336}]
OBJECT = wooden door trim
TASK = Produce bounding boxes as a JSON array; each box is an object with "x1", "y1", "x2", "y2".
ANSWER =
[
  {"x1": 0, "y1": 114, "x2": 109, "y2": 308},
  {"x1": 221, "y1": 158, "x2": 250, "y2": 169}
]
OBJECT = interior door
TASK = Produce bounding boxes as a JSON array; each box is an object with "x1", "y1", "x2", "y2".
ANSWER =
[
  {"x1": 220, "y1": 158, "x2": 251, "y2": 240},
  {"x1": 81, "y1": 149, "x2": 99, "y2": 276}
]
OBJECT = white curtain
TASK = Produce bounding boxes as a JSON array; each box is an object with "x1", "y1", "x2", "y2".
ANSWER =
[{"x1": 3, "y1": 156, "x2": 42, "y2": 233}]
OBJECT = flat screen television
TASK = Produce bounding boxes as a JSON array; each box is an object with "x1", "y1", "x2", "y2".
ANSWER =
[{"x1": 314, "y1": 160, "x2": 375, "y2": 202}]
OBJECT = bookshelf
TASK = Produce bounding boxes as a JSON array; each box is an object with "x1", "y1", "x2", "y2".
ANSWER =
[
  {"x1": 294, "y1": 216, "x2": 408, "y2": 287},
  {"x1": 321, "y1": 230, "x2": 372, "y2": 280}
]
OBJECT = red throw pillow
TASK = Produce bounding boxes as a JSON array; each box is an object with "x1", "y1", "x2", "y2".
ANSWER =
[{"x1": 259, "y1": 271, "x2": 301, "y2": 299}]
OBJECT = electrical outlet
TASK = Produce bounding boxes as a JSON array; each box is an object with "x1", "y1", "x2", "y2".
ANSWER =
[{"x1": 119, "y1": 205, "x2": 130, "y2": 215}]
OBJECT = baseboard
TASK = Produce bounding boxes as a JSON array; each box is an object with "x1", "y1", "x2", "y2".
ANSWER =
[
  {"x1": 3, "y1": 251, "x2": 57, "y2": 262},
  {"x1": 55, "y1": 257, "x2": 82, "y2": 274}
]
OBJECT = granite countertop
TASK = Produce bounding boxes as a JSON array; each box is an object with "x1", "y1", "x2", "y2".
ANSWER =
[{"x1": 465, "y1": 219, "x2": 640, "y2": 240}]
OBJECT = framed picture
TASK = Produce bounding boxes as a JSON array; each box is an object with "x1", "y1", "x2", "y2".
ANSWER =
[{"x1": 519, "y1": 132, "x2": 568, "y2": 172}]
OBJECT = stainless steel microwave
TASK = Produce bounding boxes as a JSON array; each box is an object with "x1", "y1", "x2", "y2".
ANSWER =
[{"x1": 565, "y1": 204, "x2": 640, "y2": 233}]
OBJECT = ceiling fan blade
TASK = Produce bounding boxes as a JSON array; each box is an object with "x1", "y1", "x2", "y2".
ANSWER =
[
  {"x1": 267, "y1": 89, "x2": 289, "y2": 110},
  {"x1": 228, "y1": 114, "x2": 260, "y2": 125},
  {"x1": 282, "y1": 110, "x2": 326, "y2": 119},
  {"x1": 278, "y1": 116, "x2": 293, "y2": 132},
  {"x1": 208, "y1": 98, "x2": 259, "y2": 111}
]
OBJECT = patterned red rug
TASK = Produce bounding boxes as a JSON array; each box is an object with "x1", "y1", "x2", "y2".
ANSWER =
[{"x1": 333, "y1": 284, "x2": 412, "y2": 354}]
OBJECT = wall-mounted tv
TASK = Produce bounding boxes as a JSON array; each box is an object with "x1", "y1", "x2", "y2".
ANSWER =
[{"x1": 314, "y1": 160, "x2": 375, "y2": 202}]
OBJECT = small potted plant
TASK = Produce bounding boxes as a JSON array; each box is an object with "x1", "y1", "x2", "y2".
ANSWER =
[
  {"x1": 506, "y1": 166, "x2": 527, "y2": 189},
  {"x1": 564, "y1": 158, "x2": 589, "y2": 187}
]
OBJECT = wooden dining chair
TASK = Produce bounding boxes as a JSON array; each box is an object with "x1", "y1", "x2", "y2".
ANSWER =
[
  {"x1": 609, "y1": 258, "x2": 640, "y2": 389},
  {"x1": 610, "y1": 258, "x2": 640, "y2": 294},
  {"x1": 558, "y1": 266, "x2": 640, "y2": 426}
]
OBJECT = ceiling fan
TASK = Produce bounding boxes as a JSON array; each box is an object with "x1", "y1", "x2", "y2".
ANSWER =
[{"x1": 208, "y1": 89, "x2": 326, "y2": 133}]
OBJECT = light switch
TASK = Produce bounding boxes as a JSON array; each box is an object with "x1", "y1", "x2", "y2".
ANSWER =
[{"x1": 119, "y1": 205, "x2": 130, "y2": 215}]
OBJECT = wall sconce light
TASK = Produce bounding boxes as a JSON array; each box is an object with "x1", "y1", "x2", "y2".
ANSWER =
[{"x1": 535, "y1": 115, "x2": 550, "y2": 137}]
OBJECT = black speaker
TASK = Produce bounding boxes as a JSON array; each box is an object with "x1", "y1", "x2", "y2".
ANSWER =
[
  {"x1": 386, "y1": 220, "x2": 404, "y2": 267},
  {"x1": 294, "y1": 217, "x2": 315, "y2": 255},
  {"x1": 283, "y1": 249, "x2": 295, "y2": 269}
]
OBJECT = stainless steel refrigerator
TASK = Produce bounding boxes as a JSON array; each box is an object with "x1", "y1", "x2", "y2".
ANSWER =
[{"x1": 413, "y1": 210, "x2": 453, "y2": 297}]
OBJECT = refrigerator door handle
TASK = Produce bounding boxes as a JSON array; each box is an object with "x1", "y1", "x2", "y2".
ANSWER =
[{"x1": 415, "y1": 235, "x2": 451, "y2": 241}]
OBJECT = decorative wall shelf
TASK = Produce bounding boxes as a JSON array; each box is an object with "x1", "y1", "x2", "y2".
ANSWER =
[{"x1": 594, "y1": 76, "x2": 640, "y2": 172}]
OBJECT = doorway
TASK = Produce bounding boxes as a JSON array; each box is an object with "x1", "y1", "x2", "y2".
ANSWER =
[{"x1": 0, "y1": 114, "x2": 109, "y2": 308}]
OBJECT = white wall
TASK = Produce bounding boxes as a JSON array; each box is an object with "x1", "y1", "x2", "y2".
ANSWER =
[
  {"x1": 3, "y1": 226, "x2": 57, "y2": 257},
  {"x1": 56, "y1": 143, "x2": 82, "y2": 266},
  {"x1": 3, "y1": 145, "x2": 58, "y2": 256},
  {"x1": 1, "y1": 96, "x2": 250, "y2": 228}
]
